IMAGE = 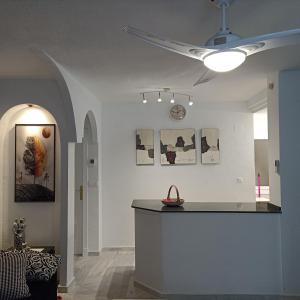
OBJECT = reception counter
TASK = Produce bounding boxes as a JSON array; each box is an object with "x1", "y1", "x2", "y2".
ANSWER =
[
  {"x1": 132, "y1": 200, "x2": 282, "y2": 296},
  {"x1": 132, "y1": 200, "x2": 281, "y2": 213}
]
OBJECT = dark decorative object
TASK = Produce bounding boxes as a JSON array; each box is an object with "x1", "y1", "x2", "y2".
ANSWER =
[
  {"x1": 162, "y1": 185, "x2": 184, "y2": 207},
  {"x1": 15, "y1": 124, "x2": 56, "y2": 202},
  {"x1": 1, "y1": 248, "x2": 58, "y2": 300},
  {"x1": 13, "y1": 218, "x2": 27, "y2": 250}
]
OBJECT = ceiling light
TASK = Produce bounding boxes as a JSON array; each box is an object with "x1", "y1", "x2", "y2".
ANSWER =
[
  {"x1": 203, "y1": 50, "x2": 246, "y2": 72},
  {"x1": 170, "y1": 93, "x2": 175, "y2": 104},
  {"x1": 142, "y1": 93, "x2": 147, "y2": 104},
  {"x1": 188, "y1": 96, "x2": 193, "y2": 106},
  {"x1": 157, "y1": 92, "x2": 162, "y2": 103}
]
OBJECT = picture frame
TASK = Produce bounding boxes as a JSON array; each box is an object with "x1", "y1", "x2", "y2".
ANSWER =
[
  {"x1": 201, "y1": 128, "x2": 220, "y2": 164},
  {"x1": 136, "y1": 129, "x2": 154, "y2": 165},
  {"x1": 160, "y1": 129, "x2": 196, "y2": 165},
  {"x1": 15, "y1": 124, "x2": 56, "y2": 202}
]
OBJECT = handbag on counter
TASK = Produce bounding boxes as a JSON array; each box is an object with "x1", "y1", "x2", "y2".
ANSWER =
[{"x1": 162, "y1": 185, "x2": 184, "y2": 207}]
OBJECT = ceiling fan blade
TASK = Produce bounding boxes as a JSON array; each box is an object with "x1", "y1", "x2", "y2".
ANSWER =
[
  {"x1": 123, "y1": 25, "x2": 214, "y2": 61},
  {"x1": 193, "y1": 68, "x2": 217, "y2": 87},
  {"x1": 224, "y1": 28, "x2": 300, "y2": 56}
]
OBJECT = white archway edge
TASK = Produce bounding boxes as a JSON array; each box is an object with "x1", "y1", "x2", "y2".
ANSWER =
[
  {"x1": 0, "y1": 49, "x2": 102, "y2": 290},
  {"x1": 40, "y1": 52, "x2": 102, "y2": 288},
  {"x1": 42, "y1": 51, "x2": 102, "y2": 143}
]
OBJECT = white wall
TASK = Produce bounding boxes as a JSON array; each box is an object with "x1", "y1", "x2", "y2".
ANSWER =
[
  {"x1": 102, "y1": 102, "x2": 255, "y2": 247},
  {"x1": 267, "y1": 73, "x2": 281, "y2": 207},
  {"x1": 87, "y1": 143, "x2": 99, "y2": 253},
  {"x1": 278, "y1": 70, "x2": 300, "y2": 295},
  {"x1": 253, "y1": 108, "x2": 268, "y2": 139}
]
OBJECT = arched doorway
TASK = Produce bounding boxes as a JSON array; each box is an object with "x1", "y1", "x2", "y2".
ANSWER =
[{"x1": 74, "y1": 111, "x2": 99, "y2": 256}]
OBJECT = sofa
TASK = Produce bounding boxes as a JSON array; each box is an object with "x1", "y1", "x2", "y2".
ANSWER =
[
  {"x1": 21, "y1": 272, "x2": 58, "y2": 300},
  {"x1": 0, "y1": 249, "x2": 60, "y2": 300}
]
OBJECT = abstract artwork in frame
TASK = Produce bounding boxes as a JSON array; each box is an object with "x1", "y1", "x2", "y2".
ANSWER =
[
  {"x1": 15, "y1": 124, "x2": 56, "y2": 202},
  {"x1": 160, "y1": 129, "x2": 196, "y2": 165},
  {"x1": 136, "y1": 129, "x2": 154, "y2": 165},
  {"x1": 201, "y1": 128, "x2": 220, "y2": 164}
]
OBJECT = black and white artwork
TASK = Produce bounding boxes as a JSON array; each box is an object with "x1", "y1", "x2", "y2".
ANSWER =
[
  {"x1": 136, "y1": 129, "x2": 154, "y2": 165},
  {"x1": 160, "y1": 129, "x2": 196, "y2": 165},
  {"x1": 201, "y1": 128, "x2": 220, "y2": 164},
  {"x1": 15, "y1": 124, "x2": 56, "y2": 202}
]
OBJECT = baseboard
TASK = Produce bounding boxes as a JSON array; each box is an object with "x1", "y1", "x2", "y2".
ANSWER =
[
  {"x1": 82, "y1": 247, "x2": 88, "y2": 256},
  {"x1": 282, "y1": 293, "x2": 300, "y2": 297},
  {"x1": 101, "y1": 246, "x2": 135, "y2": 252},
  {"x1": 58, "y1": 276, "x2": 75, "y2": 293},
  {"x1": 134, "y1": 280, "x2": 162, "y2": 297},
  {"x1": 134, "y1": 280, "x2": 297, "y2": 299},
  {"x1": 88, "y1": 251, "x2": 100, "y2": 256}
]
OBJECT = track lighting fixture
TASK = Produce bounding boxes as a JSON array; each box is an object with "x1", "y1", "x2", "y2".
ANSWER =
[
  {"x1": 157, "y1": 92, "x2": 162, "y2": 103},
  {"x1": 140, "y1": 90, "x2": 195, "y2": 106},
  {"x1": 170, "y1": 93, "x2": 175, "y2": 104},
  {"x1": 142, "y1": 93, "x2": 147, "y2": 104}
]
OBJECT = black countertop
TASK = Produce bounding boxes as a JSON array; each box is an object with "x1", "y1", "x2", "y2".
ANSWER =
[{"x1": 132, "y1": 200, "x2": 281, "y2": 213}]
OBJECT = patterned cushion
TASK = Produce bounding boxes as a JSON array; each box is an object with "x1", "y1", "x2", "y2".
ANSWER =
[
  {"x1": 0, "y1": 251, "x2": 31, "y2": 300},
  {"x1": 25, "y1": 250, "x2": 61, "y2": 282}
]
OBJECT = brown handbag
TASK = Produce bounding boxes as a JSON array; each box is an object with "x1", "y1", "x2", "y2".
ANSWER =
[{"x1": 162, "y1": 185, "x2": 184, "y2": 206}]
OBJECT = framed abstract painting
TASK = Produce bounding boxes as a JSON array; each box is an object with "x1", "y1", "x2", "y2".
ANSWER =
[
  {"x1": 201, "y1": 128, "x2": 220, "y2": 164},
  {"x1": 136, "y1": 129, "x2": 154, "y2": 165},
  {"x1": 15, "y1": 124, "x2": 56, "y2": 202},
  {"x1": 160, "y1": 129, "x2": 196, "y2": 165}
]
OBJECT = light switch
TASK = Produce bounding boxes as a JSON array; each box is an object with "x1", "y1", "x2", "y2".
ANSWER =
[{"x1": 236, "y1": 177, "x2": 244, "y2": 183}]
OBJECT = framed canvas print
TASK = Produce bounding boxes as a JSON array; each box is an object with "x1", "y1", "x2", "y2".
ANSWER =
[
  {"x1": 160, "y1": 129, "x2": 196, "y2": 165},
  {"x1": 15, "y1": 124, "x2": 56, "y2": 202},
  {"x1": 136, "y1": 129, "x2": 154, "y2": 165},
  {"x1": 201, "y1": 128, "x2": 220, "y2": 164}
]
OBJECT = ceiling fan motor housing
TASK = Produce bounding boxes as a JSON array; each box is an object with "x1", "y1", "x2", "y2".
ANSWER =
[
  {"x1": 210, "y1": 0, "x2": 234, "y2": 8},
  {"x1": 205, "y1": 31, "x2": 241, "y2": 47}
]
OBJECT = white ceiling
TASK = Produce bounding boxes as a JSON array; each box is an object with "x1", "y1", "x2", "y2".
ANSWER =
[{"x1": 1, "y1": 0, "x2": 300, "y2": 103}]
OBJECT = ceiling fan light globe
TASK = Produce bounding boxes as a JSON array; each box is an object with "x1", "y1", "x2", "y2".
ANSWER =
[{"x1": 203, "y1": 50, "x2": 246, "y2": 72}]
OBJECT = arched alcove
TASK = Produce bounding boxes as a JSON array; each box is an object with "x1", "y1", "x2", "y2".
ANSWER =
[
  {"x1": 0, "y1": 104, "x2": 61, "y2": 250},
  {"x1": 0, "y1": 74, "x2": 77, "y2": 288}
]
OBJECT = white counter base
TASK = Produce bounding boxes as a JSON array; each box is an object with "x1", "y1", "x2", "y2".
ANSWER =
[{"x1": 135, "y1": 209, "x2": 282, "y2": 295}]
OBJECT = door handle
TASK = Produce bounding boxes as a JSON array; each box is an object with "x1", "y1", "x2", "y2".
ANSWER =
[{"x1": 80, "y1": 185, "x2": 83, "y2": 200}]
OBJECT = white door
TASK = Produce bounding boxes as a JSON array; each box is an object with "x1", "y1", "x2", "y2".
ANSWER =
[{"x1": 74, "y1": 143, "x2": 84, "y2": 255}]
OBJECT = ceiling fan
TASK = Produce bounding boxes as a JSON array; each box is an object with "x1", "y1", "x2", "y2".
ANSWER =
[{"x1": 123, "y1": 0, "x2": 300, "y2": 86}]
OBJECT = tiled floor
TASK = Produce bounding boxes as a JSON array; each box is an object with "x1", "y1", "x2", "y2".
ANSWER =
[
  {"x1": 59, "y1": 248, "x2": 158, "y2": 300},
  {"x1": 59, "y1": 249, "x2": 300, "y2": 300}
]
